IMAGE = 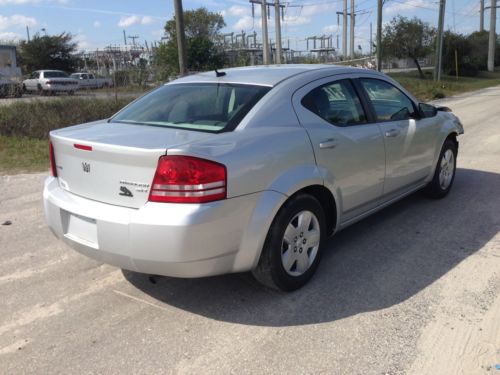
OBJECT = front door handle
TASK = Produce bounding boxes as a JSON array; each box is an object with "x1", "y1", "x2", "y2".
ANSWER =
[
  {"x1": 385, "y1": 129, "x2": 400, "y2": 138},
  {"x1": 319, "y1": 138, "x2": 338, "y2": 149}
]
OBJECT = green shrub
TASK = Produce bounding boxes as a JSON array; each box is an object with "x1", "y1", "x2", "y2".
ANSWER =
[{"x1": 0, "y1": 97, "x2": 134, "y2": 139}]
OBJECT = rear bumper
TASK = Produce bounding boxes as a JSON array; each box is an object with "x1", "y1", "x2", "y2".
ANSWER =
[{"x1": 43, "y1": 176, "x2": 277, "y2": 278}]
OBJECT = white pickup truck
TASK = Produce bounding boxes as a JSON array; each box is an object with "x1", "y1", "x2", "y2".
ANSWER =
[
  {"x1": 70, "y1": 73, "x2": 113, "y2": 89},
  {"x1": 23, "y1": 70, "x2": 79, "y2": 95}
]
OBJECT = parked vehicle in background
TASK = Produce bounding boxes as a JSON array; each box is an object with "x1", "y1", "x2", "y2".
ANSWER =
[
  {"x1": 70, "y1": 72, "x2": 113, "y2": 89},
  {"x1": 0, "y1": 73, "x2": 22, "y2": 98},
  {"x1": 44, "y1": 65, "x2": 464, "y2": 291},
  {"x1": 23, "y1": 70, "x2": 79, "y2": 95}
]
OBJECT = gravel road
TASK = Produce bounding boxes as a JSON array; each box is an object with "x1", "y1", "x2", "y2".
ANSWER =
[{"x1": 0, "y1": 86, "x2": 499, "y2": 374}]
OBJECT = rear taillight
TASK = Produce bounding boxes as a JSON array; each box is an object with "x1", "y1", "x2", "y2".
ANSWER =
[
  {"x1": 46, "y1": 80, "x2": 53, "y2": 85},
  {"x1": 49, "y1": 141, "x2": 57, "y2": 177},
  {"x1": 149, "y1": 155, "x2": 226, "y2": 203}
]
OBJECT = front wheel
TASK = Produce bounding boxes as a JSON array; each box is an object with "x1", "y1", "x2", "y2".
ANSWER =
[
  {"x1": 424, "y1": 139, "x2": 457, "y2": 199},
  {"x1": 252, "y1": 194, "x2": 326, "y2": 291}
]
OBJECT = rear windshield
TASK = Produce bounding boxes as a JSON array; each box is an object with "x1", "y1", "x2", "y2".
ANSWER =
[
  {"x1": 44, "y1": 71, "x2": 68, "y2": 78},
  {"x1": 110, "y1": 83, "x2": 271, "y2": 133}
]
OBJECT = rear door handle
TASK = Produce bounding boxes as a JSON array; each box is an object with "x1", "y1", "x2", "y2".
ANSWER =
[
  {"x1": 319, "y1": 139, "x2": 338, "y2": 149},
  {"x1": 385, "y1": 129, "x2": 400, "y2": 138}
]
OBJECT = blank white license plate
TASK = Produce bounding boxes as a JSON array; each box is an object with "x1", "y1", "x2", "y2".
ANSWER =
[{"x1": 63, "y1": 212, "x2": 98, "y2": 249}]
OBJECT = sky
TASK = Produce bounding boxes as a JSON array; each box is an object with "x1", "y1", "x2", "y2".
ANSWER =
[{"x1": 0, "y1": 0, "x2": 487, "y2": 53}]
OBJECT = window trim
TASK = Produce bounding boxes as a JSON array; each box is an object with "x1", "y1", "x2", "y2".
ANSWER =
[
  {"x1": 300, "y1": 78, "x2": 373, "y2": 128},
  {"x1": 355, "y1": 77, "x2": 419, "y2": 123}
]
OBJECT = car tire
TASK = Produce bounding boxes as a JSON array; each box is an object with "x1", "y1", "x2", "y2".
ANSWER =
[
  {"x1": 252, "y1": 194, "x2": 326, "y2": 291},
  {"x1": 424, "y1": 139, "x2": 457, "y2": 199},
  {"x1": 68, "y1": 90, "x2": 74, "y2": 96}
]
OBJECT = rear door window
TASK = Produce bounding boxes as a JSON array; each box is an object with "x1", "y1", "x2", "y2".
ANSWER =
[
  {"x1": 301, "y1": 79, "x2": 367, "y2": 126},
  {"x1": 359, "y1": 78, "x2": 416, "y2": 121}
]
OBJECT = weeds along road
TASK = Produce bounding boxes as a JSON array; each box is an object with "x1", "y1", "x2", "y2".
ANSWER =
[
  {"x1": 0, "y1": 86, "x2": 499, "y2": 374},
  {"x1": 0, "y1": 90, "x2": 141, "y2": 106}
]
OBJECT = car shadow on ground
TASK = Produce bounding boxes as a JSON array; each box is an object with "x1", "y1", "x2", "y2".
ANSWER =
[{"x1": 123, "y1": 168, "x2": 500, "y2": 327}]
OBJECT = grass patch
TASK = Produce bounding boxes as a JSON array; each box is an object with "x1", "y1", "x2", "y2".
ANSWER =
[
  {"x1": 0, "y1": 96, "x2": 135, "y2": 174},
  {"x1": 389, "y1": 70, "x2": 500, "y2": 101},
  {"x1": 0, "y1": 97, "x2": 135, "y2": 139},
  {"x1": 0, "y1": 135, "x2": 48, "y2": 174}
]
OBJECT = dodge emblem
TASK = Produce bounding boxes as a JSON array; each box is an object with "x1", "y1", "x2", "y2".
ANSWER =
[{"x1": 82, "y1": 162, "x2": 90, "y2": 173}]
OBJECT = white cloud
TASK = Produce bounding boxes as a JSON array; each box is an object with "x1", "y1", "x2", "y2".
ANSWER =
[
  {"x1": 0, "y1": 14, "x2": 37, "y2": 30},
  {"x1": 223, "y1": 5, "x2": 250, "y2": 18},
  {"x1": 118, "y1": 14, "x2": 156, "y2": 27},
  {"x1": 74, "y1": 33, "x2": 91, "y2": 51},
  {"x1": 141, "y1": 15, "x2": 155, "y2": 25},
  {"x1": 0, "y1": 31, "x2": 21, "y2": 41},
  {"x1": 322, "y1": 25, "x2": 338, "y2": 34},
  {"x1": 93, "y1": 20, "x2": 101, "y2": 28},
  {"x1": 233, "y1": 15, "x2": 255, "y2": 30},
  {"x1": 118, "y1": 15, "x2": 140, "y2": 27},
  {"x1": 385, "y1": 0, "x2": 436, "y2": 14}
]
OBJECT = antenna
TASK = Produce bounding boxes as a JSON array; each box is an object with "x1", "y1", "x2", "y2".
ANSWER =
[{"x1": 215, "y1": 69, "x2": 226, "y2": 77}]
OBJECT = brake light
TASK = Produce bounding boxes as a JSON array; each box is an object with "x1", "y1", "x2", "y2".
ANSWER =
[
  {"x1": 49, "y1": 141, "x2": 57, "y2": 177},
  {"x1": 149, "y1": 156, "x2": 226, "y2": 203},
  {"x1": 46, "y1": 80, "x2": 53, "y2": 85}
]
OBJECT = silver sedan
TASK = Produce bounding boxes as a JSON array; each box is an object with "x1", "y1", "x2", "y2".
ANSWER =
[{"x1": 43, "y1": 65, "x2": 464, "y2": 291}]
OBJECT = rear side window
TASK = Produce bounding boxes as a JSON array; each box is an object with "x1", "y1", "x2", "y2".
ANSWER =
[
  {"x1": 359, "y1": 78, "x2": 416, "y2": 121},
  {"x1": 44, "y1": 71, "x2": 68, "y2": 78},
  {"x1": 301, "y1": 79, "x2": 367, "y2": 126},
  {"x1": 111, "y1": 83, "x2": 270, "y2": 133}
]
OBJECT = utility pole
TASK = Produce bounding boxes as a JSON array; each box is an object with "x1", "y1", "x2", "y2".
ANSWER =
[
  {"x1": 480, "y1": 0, "x2": 485, "y2": 31},
  {"x1": 488, "y1": 0, "x2": 497, "y2": 71},
  {"x1": 174, "y1": 0, "x2": 188, "y2": 75},
  {"x1": 128, "y1": 35, "x2": 139, "y2": 46},
  {"x1": 376, "y1": 0, "x2": 382, "y2": 71},
  {"x1": 274, "y1": 0, "x2": 282, "y2": 64},
  {"x1": 370, "y1": 22, "x2": 373, "y2": 57},
  {"x1": 350, "y1": 0, "x2": 355, "y2": 58},
  {"x1": 342, "y1": 0, "x2": 348, "y2": 58},
  {"x1": 434, "y1": 0, "x2": 446, "y2": 81},
  {"x1": 261, "y1": 0, "x2": 270, "y2": 64}
]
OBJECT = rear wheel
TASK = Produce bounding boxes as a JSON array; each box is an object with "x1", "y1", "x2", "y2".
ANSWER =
[
  {"x1": 252, "y1": 194, "x2": 326, "y2": 291},
  {"x1": 68, "y1": 90, "x2": 75, "y2": 96},
  {"x1": 424, "y1": 139, "x2": 457, "y2": 199}
]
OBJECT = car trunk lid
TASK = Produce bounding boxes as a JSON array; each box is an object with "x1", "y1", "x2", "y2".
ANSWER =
[{"x1": 50, "y1": 121, "x2": 214, "y2": 209}]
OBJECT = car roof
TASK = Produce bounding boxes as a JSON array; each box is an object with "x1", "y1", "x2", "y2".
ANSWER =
[
  {"x1": 170, "y1": 64, "x2": 370, "y2": 87},
  {"x1": 36, "y1": 70, "x2": 65, "y2": 73}
]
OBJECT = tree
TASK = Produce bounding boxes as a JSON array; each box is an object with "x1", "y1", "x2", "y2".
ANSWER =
[
  {"x1": 382, "y1": 16, "x2": 435, "y2": 78},
  {"x1": 155, "y1": 7, "x2": 226, "y2": 77},
  {"x1": 18, "y1": 33, "x2": 79, "y2": 74}
]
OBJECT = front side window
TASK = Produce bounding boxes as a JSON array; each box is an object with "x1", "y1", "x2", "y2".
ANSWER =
[
  {"x1": 31, "y1": 72, "x2": 39, "y2": 79},
  {"x1": 111, "y1": 83, "x2": 270, "y2": 133},
  {"x1": 301, "y1": 79, "x2": 367, "y2": 126},
  {"x1": 359, "y1": 78, "x2": 416, "y2": 121}
]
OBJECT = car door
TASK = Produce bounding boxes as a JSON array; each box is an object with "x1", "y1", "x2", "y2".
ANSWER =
[
  {"x1": 292, "y1": 75, "x2": 386, "y2": 223},
  {"x1": 357, "y1": 77, "x2": 439, "y2": 196},
  {"x1": 26, "y1": 72, "x2": 39, "y2": 90}
]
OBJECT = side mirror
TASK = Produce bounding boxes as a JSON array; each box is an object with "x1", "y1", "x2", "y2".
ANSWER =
[{"x1": 419, "y1": 103, "x2": 438, "y2": 118}]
